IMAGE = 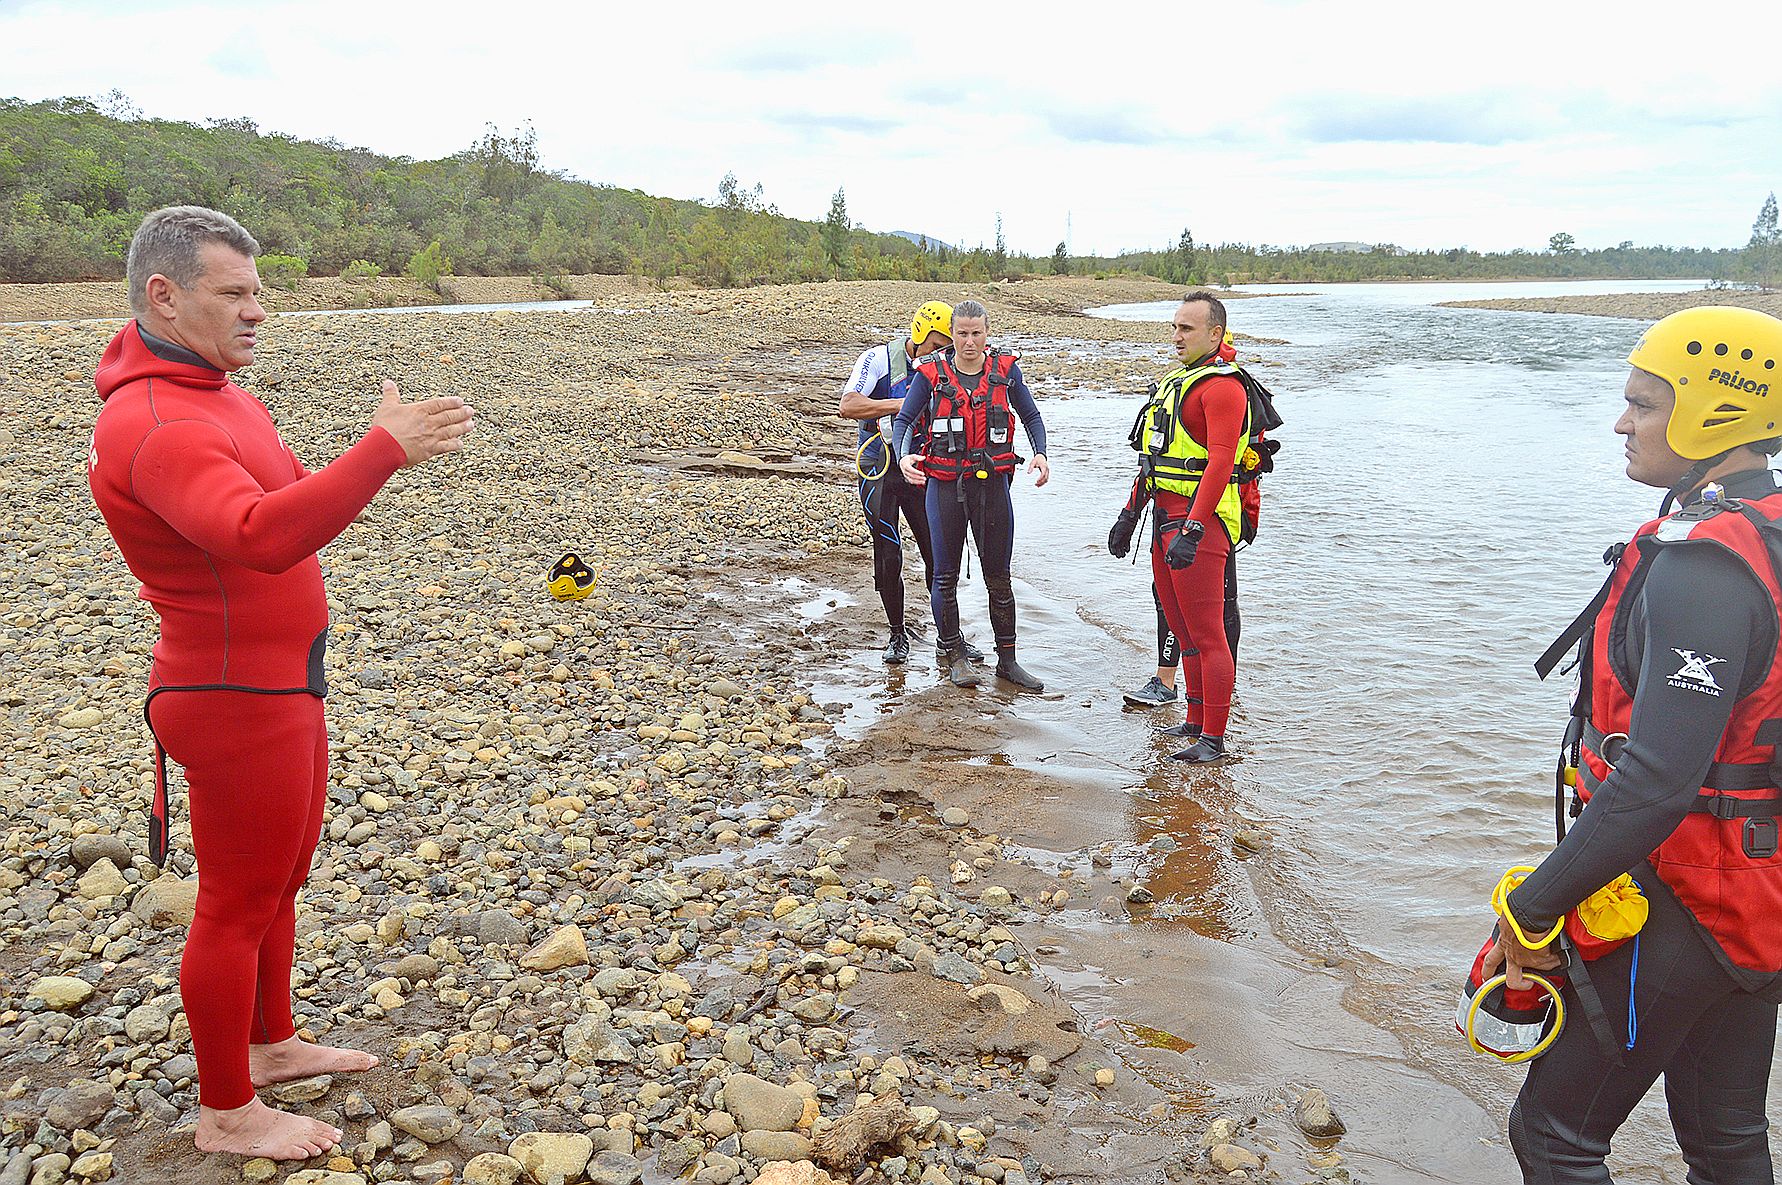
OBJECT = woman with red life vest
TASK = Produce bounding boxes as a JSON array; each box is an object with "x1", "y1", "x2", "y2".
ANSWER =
[
  {"x1": 1488, "y1": 307, "x2": 1782, "y2": 1183},
  {"x1": 891, "y1": 300, "x2": 1051, "y2": 691},
  {"x1": 1108, "y1": 293, "x2": 1247, "y2": 763},
  {"x1": 87, "y1": 207, "x2": 473, "y2": 1161}
]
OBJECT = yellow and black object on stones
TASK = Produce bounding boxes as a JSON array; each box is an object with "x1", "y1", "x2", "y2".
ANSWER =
[{"x1": 546, "y1": 552, "x2": 597, "y2": 601}]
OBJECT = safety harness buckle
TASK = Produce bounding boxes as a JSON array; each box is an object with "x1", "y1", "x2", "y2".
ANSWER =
[{"x1": 1745, "y1": 817, "x2": 1779, "y2": 859}]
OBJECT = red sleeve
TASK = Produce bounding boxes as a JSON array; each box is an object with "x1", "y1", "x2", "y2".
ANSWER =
[
  {"x1": 131, "y1": 422, "x2": 407, "y2": 574},
  {"x1": 1184, "y1": 377, "x2": 1246, "y2": 531}
]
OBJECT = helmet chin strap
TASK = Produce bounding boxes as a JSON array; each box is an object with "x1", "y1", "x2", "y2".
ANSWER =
[{"x1": 1660, "y1": 451, "x2": 1731, "y2": 516}]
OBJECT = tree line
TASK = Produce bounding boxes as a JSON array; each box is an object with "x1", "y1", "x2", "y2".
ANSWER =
[
  {"x1": 1, "y1": 96, "x2": 1774, "y2": 292},
  {"x1": 0, "y1": 96, "x2": 1024, "y2": 288}
]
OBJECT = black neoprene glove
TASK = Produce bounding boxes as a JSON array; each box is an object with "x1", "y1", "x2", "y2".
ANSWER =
[
  {"x1": 1165, "y1": 520, "x2": 1204, "y2": 569},
  {"x1": 1108, "y1": 510, "x2": 1139, "y2": 558}
]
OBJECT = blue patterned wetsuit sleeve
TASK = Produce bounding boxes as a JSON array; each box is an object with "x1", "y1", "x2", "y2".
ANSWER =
[
  {"x1": 1507, "y1": 544, "x2": 1768, "y2": 932},
  {"x1": 1008, "y1": 363, "x2": 1048, "y2": 456},
  {"x1": 891, "y1": 369, "x2": 933, "y2": 463}
]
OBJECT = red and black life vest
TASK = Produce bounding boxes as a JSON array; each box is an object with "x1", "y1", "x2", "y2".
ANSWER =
[
  {"x1": 1556, "y1": 489, "x2": 1782, "y2": 973},
  {"x1": 916, "y1": 349, "x2": 1019, "y2": 481}
]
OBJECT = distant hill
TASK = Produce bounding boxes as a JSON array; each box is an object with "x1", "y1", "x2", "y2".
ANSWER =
[{"x1": 887, "y1": 230, "x2": 955, "y2": 252}]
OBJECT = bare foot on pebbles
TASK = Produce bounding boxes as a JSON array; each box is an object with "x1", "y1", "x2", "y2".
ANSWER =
[
  {"x1": 194, "y1": 1097, "x2": 341, "y2": 1159},
  {"x1": 249, "y1": 1035, "x2": 379, "y2": 1087}
]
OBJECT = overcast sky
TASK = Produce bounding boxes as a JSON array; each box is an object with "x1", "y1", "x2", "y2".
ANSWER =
[{"x1": 4, "y1": 0, "x2": 1778, "y2": 255}]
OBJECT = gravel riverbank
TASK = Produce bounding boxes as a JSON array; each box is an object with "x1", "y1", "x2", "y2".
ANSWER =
[{"x1": 0, "y1": 275, "x2": 1357, "y2": 1185}]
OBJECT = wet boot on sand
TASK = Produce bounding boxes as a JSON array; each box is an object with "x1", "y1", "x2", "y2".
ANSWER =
[
  {"x1": 883, "y1": 630, "x2": 910, "y2": 665},
  {"x1": 1169, "y1": 734, "x2": 1227, "y2": 763},
  {"x1": 948, "y1": 653, "x2": 982, "y2": 688},
  {"x1": 995, "y1": 651, "x2": 1044, "y2": 692}
]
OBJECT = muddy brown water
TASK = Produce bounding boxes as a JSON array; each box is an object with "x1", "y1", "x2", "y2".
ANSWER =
[{"x1": 810, "y1": 280, "x2": 1771, "y2": 1183}]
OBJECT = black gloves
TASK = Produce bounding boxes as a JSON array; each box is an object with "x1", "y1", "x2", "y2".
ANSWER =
[
  {"x1": 1108, "y1": 510, "x2": 1139, "y2": 558},
  {"x1": 1165, "y1": 520, "x2": 1204, "y2": 569}
]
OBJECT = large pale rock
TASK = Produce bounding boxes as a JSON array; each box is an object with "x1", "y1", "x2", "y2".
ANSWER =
[
  {"x1": 519, "y1": 925, "x2": 588, "y2": 971},
  {"x1": 723, "y1": 1074, "x2": 803, "y2": 1133},
  {"x1": 131, "y1": 877, "x2": 198, "y2": 928},
  {"x1": 508, "y1": 1132, "x2": 593, "y2": 1185},
  {"x1": 389, "y1": 1104, "x2": 461, "y2": 1143},
  {"x1": 1294, "y1": 1087, "x2": 1346, "y2": 1138},
  {"x1": 463, "y1": 1154, "x2": 523, "y2": 1185},
  {"x1": 44, "y1": 1080, "x2": 114, "y2": 1131},
  {"x1": 285, "y1": 1173, "x2": 368, "y2": 1185},
  {"x1": 741, "y1": 1132, "x2": 812, "y2": 1161},
  {"x1": 584, "y1": 1151, "x2": 643, "y2": 1185},
  {"x1": 69, "y1": 835, "x2": 131, "y2": 871},
  {"x1": 1208, "y1": 1144, "x2": 1263, "y2": 1173},
  {"x1": 565, "y1": 1014, "x2": 633, "y2": 1065},
  {"x1": 28, "y1": 976, "x2": 95, "y2": 1012},
  {"x1": 754, "y1": 1164, "x2": 837, "y2": 1185},
  {"x1": 122, "y1": 1004, "x2": 169, "y2": 1043},
  {"x1": 75, "y1": 858, "x2": 128, "y2": 900}
]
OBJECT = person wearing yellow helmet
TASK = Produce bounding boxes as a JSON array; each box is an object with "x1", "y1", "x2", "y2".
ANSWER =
[
  {"x1": 1486, "y1": 306, "x2": 1782, "y2": 1182},
  {"x1": 839, "y1": 300, "x2": 969, "y2": 664}
]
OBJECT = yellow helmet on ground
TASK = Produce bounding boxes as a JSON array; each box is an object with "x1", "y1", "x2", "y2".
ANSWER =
[
  {"x1": 547, "y1": 552, "x2": 597, "y2": 601},
  {"x1": 910, "y1": 300, "x2": 954, "y2": 347},
  {"x1": 1628, "y1": 306, "x2": 1782, "y2": 459}
]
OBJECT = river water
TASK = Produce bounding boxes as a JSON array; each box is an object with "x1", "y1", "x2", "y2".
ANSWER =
[{"x1": 970, "y1": 279, "x2": 1775, "y2": 1182}]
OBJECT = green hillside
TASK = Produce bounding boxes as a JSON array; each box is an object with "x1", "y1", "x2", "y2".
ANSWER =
[{"x1": 0, "y1": 96, "x2": 958, "y2": 286}]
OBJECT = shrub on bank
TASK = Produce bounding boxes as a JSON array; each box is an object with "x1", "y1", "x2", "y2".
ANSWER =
[{"x1": 259, "y1": 253, "x2": 307, "y2": 291}]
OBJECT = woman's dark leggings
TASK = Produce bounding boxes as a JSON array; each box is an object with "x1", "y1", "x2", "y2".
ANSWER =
[
  {"x1": 1153, "y1": 549, "x2": 1241, "y2": 668},
  {"x1": 1509, "y1": 874, "x2": 1776, "y2": 1184},
  {"x1": 858, "y1": 443, "x2": 934, "y2": 632},
  {"x1": 927, "y1": 472, "x2": 1016, "y2": 655}
]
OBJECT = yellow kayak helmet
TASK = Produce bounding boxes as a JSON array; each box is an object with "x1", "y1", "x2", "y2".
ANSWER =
[
  {"x1": 1628, "y1": 306, "x2": 1782, "y2": 459},
  {"x1": 910, "y1": 300, "x2": 954, "y2": 348},
  {"x1": 546, "y1": 552, "x2": 597, "y2": 601}
]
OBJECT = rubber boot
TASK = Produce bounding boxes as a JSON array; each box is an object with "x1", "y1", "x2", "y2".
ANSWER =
[
  {"x1": 947, "y1": 651, "x2": 982, "y2": 688},
  {"x1": 1169, "y1": 734, "x2": 1227, "y2": 764},
  {"x1": 1157, "y1": 719, "x2": 1201, "y2": 740},
  {"x1": 883, "y1": 630, "x2": 910, "y2": 665},
  {"x1": 995, "y1": 649, "x2": 1044, "y2": 693},
  {"x1": 938, "y1": 637, "x2": 987, "y2": 664}
]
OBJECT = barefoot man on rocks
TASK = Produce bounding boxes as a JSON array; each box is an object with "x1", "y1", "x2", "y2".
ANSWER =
[{"x1": 87, "y1": 206, "x2": 475, "y2": 1160}]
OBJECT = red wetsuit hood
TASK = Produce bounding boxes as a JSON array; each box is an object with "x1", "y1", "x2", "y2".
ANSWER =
[{"x1": 95, "y1": 321, "x2": 226, "y2": 401}]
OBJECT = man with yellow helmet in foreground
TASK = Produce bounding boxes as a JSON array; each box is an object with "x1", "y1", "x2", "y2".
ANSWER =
[
  {"x1": 840, "y1": 301, "x2": 973, "y2": 664},
  {"x1": 1487, "y1": 306, "x2": 1782, "y2": 1182}
]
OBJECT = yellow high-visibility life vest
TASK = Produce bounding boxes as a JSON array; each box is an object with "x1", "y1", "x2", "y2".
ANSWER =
[{"x1": 1132, "y1": 360, "x2": 1250, "y2": 541}]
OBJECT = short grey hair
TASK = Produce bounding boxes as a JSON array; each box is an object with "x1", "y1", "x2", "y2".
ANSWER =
[
  {"x1": 952, "y1": 299, "x2": 989, "y2": 328},
  {"x1": 127, "y1": 206, "x2": 260, "y2": 319}
]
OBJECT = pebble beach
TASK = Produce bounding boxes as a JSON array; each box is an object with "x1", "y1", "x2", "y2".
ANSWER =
[{"x1": 0, "y1": 274, "x2": 1371, "y2": 1185}]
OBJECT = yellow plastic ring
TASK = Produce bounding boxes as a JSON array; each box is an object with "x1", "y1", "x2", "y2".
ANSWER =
[
  {"x1": 1492, "y1": 865, "x2": 1565, "y2": 950},
  {"x1": 856, "y1": 435, "x2": 890, "y2": 482},
  {"x1": 1464, "y1": 972, "x2": 1565, "y2": 1064}
]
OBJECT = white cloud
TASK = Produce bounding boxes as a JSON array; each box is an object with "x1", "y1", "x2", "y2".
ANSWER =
[{"x1": 3, "y1": 0, "x2": 1778, "y2": 252}]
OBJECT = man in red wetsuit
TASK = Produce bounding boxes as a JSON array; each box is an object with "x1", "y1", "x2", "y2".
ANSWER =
[
  {"x1": 87, "y1": 206, "x2": 474, "y2": 1160},
  {"x1": 1108, "y1": 293, "x2": 1248, "y2": 762}
]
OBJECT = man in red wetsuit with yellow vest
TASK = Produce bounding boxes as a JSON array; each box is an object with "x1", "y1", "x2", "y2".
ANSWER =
[
  {"x1": 1487, "y1": 307, "x2": 1782, "y2": 1183},
  {"x1": 1108, "y1": 292, "x2": 1247, "y2": 763},
  {"x1": 87, "y1": 206, "x2": 474, "y2": 1160}
]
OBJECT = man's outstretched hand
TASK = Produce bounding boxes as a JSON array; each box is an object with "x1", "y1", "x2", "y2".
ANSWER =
[{"x1": 372, "y1": 380, "x2": 475, "y2": 467}]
